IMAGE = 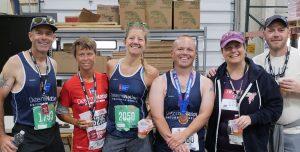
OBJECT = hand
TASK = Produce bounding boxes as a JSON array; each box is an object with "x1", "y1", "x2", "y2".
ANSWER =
[
  {"x1": 167, "y1": 131, "x2": 188, "y2": 150},
  {"x1": 235, "y1": 115, "x2": 251, "y2": 129},
  {"x1": 279, "y1": 78, "x2": 300, "y2": 94},
  {"x1": 76, "y1": 119, "x2": 93, "y2": 129},
  {"x1": 0, "y1": 134, "x2": 17, "y2": 152},
  {"x1": 137, "y1": 118, "x2": 154, "y2": 135},
  {"x1": 173, "y1": 143, "x2": 190, "y2": 152},
  {"x1": 206, "y1": 68, "x2": 217, "y2": 78}
]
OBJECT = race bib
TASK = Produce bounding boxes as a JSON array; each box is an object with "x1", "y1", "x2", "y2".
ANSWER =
[
  {"x1": 172, "y1": 128, "x2": 199, "y2": 151},
  {"x1": 221, "y1": 99, "x2": 238, "y2": 111},
  {"x1": 32, "y1": 103, "x2": 55, "y2": 130},
  {"x1": 79, "y1": 109, "x2": 107, "y2": 150},
  {"x1": 114, "y1": 105, "x2": 139, "y2": 131}
]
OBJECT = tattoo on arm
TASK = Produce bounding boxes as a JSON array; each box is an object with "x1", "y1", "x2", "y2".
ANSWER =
[
  {"x1": 0, "y1": 74, "x2": 11, "y2": 89},
  {"x1": 0, "y1": 75, "x2": 7, "y2": 88}
]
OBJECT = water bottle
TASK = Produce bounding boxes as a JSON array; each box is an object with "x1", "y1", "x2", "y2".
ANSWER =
[{"x1": 12, "y1": 130, "x2": 25, "y2": 147}]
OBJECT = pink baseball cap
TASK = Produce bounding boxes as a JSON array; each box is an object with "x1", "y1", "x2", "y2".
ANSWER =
[{"x1": 220, "y1": 31, "x2": 245, "y2": 48}]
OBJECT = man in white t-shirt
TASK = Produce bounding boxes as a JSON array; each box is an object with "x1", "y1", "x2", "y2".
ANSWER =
[{"x1": 252, "y1": 15, "x2": 300, "y2": 152}]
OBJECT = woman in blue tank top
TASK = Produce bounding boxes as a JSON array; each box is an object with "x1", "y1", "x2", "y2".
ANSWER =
[{"x1": 102, "y1": 22, "x2": 159, "y2": 152}]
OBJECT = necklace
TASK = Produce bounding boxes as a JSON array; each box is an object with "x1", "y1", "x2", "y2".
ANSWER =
[
  {"x1": 226, "y1": 63, "x2": 248, "y2": 102},
  {"x1": 28, "y1": 50, "x2": 49, "y2": 95},
  {"x1": 78, "y1": 72, "x2": 97, "y2": 120},
  {"x1": 266, "y1": 47, "x2": 290, "y2": 80}
]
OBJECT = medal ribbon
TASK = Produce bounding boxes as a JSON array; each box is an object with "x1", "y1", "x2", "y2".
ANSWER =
[
  {"x1": 29, "y1": 50, "x2": 49, "y2": 95},
  {"x1": 226, "y1": 63, "x2": 248, "y2": 102},
  {"x1": 172, "y1": 70, "x2": 194, "y2": 115},
  {"x1": 78, "y1": 72, "x2": 97, "y2": 120},
  {"x1": 266, "y1": 47, "x2": 290, "y2": 80}
]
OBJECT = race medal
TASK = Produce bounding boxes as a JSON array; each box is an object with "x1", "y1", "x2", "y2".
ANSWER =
[
  {"x1": 33, "y1": 103, "x2": 55, "y2": 130},
  {"x1": 172, "y1": 70, "x2": 194, "y2": 126},
  {"x1": 114, "y1": 105, "x2": 139, "y2": 131},
  {"x1": 178, "y1": 114, "x2": 189, "y2": 124}
]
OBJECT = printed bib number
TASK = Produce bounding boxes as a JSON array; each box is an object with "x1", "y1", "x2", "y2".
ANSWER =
[
  {"x1": 172, "y1": 128, "x2": 199, "y2": 151},
  {"x1": 221, "y1": 99, "x2": 238, "y2": 111},
  {"x1": 79, "y1": 109, "x2": 107, "y2": 150},
  {"x1": 114, "y1": 105, "x2": 139, "y2": 131},
  {"x1": 32, "y1": 103, "x2": 55, "y2": 130}
]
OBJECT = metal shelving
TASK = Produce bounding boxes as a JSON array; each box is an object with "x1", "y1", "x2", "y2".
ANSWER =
[{"x1": 55, "y1": 29, "x2": 207, "y2": 80}]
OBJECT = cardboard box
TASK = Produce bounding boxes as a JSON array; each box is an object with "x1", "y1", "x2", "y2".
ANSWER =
[
  {"x1": 52, "y1": 51, "x2": 107, "y2": 74},
  {"x1": 288, "y1": 0, "x2": 300, "y2": 21},
  {"x1": 79, "y1": 8, "x2": 100, "y2": 22},
  {"x1": 119, "y1": 0, "x2": 146, "y2": 29},
  {"x1": 145, "y1": 0, "x2": 172, "y2": 29},
  {"x1": 97, "y1": 4, "x2": 120, "y2": 24},
  {"x1": 52, "y1": 51, "x2": 77, "y2": 74},
  {"x1": 173, "y1": 0, "x2": 200, "y2": 29}
]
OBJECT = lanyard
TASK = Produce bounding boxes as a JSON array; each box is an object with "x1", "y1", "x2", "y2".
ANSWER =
[
  {"x1": 266, "y1": 47, "x2": 290, "y2": 80},
  {"x1": 28, "y1": 50, "x2": 49, "y2": 95},
  {"x1": 78, "y1": 72, "x2": 97, "y2": 120},
  {"x1": 226, "y1": 63, "x2": 248, "y2": 102},
  {"x1": 172, "y1": 70, "x2": 194, "y2": 115}
]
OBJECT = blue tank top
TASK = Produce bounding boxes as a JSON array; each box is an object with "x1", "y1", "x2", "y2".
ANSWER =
[
  {"x1": 107, "y1": 62, "x2": 148, "y2": 138},
  {"x1": 155, "y1": 71, "x2": 205, "y2": 151},
  {"x1": 11, "y1": 52, "x2": 57, "y2": 126}
]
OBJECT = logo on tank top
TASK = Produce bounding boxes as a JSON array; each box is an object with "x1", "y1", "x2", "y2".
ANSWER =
[
  {"x1": 29, "y1": 78, "x2": 38, "y2": 82},
  {"x1": 118, "y1": 84, "x2": 129, "y2": 92}
]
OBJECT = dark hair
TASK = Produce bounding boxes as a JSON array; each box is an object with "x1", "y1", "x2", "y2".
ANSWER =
[{"x1": 72, "y1": 36, "x2": 97, "y2": 58}]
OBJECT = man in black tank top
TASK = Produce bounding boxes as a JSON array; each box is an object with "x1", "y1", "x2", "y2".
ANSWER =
[
  {"x1": 149, "y1": 35, "x2": 215, "y2": 152},
  {"x1": 0, "y1": 17, "x2": 65, "y2": 152}
]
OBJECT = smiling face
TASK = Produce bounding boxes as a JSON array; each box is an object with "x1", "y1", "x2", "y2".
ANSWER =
[
  {"x1": 171, "y1": 36, "x2": 196, "y2": 69},
  {"x1": 29, "y1": 25, "x2": 56, "y2": 54},
  {"x1": 264, "y1": 21, "x2": 290, "y2": 53},
  {"x1": 75, "y1": 46, "x2": 96, "y2": 72},
  {"x1": 222, "y1": 41, "x2": 245, "y2": 65},
  {"x1": 124, "y1": 27, "x2": 147, "y2": 56}
]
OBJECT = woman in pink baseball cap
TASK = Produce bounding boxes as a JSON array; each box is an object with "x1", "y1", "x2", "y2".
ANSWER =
[{"x1": 205, "y1": 31, "x2": 283, "y2": 152}]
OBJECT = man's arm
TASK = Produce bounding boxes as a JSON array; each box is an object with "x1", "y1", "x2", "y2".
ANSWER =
[
  {"x1": 0, "y1": 57, "x2": 18, "y2": 151},
  {"x1": 149, "y1": 75, "x2": 172, "y2": 142},
  {"x1": 168, "y1": 76, "x2": 215, "y2": 148}
]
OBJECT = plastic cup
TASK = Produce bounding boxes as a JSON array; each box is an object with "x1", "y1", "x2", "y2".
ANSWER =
[{"x1": 138, "y1": 119, "x2": 148, "y2": 139}]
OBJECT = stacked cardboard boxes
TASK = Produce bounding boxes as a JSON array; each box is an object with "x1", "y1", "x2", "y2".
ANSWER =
[
  {"x1": 119, "y1": 0, "x2": 146, "y2": 29},
  {"x1": 112, "y1": 40, "x2": 174, "y2": 73},
  {"x1": 52, "y1": 51, "x2": 107, "y2": 74},
  {"x1": 119, "y1": 0, "x2": 200, "y2": 30},
  {"x1": 97, "y1": 4, "x2": 120, "y2": 24},
  {"x1": 288, "y1": 0, "x2": 300, "y2": 21},
  {"x1": 145, "y1": 0, "x2": 173, "y2": 29},
  {"x1": 173, "y1": 0, "x2": 200, "y2": 29}
]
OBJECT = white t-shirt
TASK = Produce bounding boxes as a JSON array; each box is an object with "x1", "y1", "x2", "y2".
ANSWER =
[{"x1": 253, "y1": 47, "x2": 300, "y2": 133}]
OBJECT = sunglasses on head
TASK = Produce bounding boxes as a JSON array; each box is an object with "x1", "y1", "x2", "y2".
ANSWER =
[{"x1": 32, "y1": 17, "x2": 55, "y2": 25}]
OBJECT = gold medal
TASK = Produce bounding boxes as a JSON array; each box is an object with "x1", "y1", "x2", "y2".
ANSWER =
[{"x1": 178, "y1": 114, "x2": 188, "y2": 124}]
